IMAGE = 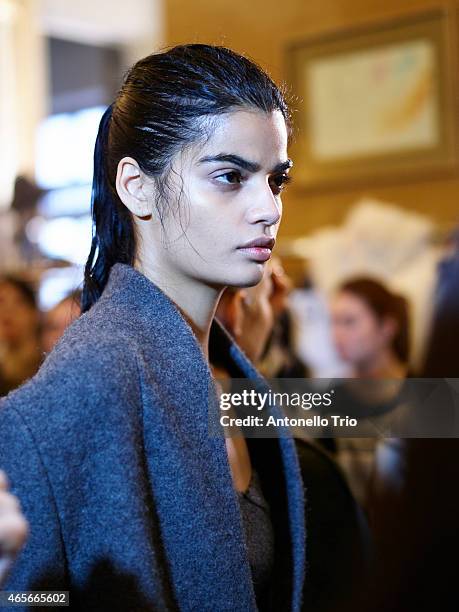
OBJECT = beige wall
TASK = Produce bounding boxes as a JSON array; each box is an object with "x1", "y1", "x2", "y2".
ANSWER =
[{"x1": 165, "y1": 0, "x2": 459, "y2": 238}]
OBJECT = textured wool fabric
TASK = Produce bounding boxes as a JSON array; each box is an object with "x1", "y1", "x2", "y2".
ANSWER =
[{"x1": 0, "y1": 263, "x2": 306, "y2": 611}]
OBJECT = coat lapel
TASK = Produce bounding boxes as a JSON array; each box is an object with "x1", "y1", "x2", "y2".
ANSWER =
[{"x1": 103, "y1": 263, "x2": 305, "y2": 611}]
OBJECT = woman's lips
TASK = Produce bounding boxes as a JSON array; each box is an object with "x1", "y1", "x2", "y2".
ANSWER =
[
  {"x1": 237, "y1": 246, "x2": 272, "y2": 262},
  {"x1": 237, "y1": 236, "x2": 275, "y2": 262}
]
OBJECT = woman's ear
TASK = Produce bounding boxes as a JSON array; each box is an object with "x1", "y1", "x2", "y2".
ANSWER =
[{"x1": 116, "y1": 156, "x2": 154, "y2": 218}]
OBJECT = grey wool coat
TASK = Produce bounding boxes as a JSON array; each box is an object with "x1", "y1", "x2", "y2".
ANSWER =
[{"x1": 0, "y1": 263, "x2": 306, "y2": 611}]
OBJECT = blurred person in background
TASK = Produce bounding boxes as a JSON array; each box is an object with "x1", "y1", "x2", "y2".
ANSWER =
[
  {"x1": 0, "y1": 276, "x2": 42, "y2": 396},
  {"x1": 327, "y1": 277, "x2": 411, "y2": 511},
  {"x1": 331, "y1": 277, "x2": 409, "y2": 380},
  {"x1": 257, "y1": 257, "x2": 308, "y2": 378},
  {"x1": 215, "y1": 265, "x2": 274, "y2": 368},
  {"x1": 40, "y1": 290, "x2": 82, "y2": 354},
  {"x1": 421, "y1": 226, "x2": 459, "y2": 377},
  {"x1": 352, "y1": 233, "x2": 459, "y2": 612},
  {"x1": 0, "y1": 470, "x2": 28, "y2": 588},
  {"x1": 215, "y1": 257, "x2": 307, "y2": 378}
]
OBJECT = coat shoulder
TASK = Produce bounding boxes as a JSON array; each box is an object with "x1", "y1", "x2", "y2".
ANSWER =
[{"x1": 0, "y1": 304, "x2": 143, "y2": 433}]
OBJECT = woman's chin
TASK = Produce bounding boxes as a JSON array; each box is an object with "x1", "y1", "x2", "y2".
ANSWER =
[
  {"x1": 198, "y1": 261, "x2": 266, "y2": 289},
  {"x1": 226, "y1": 264, "x2": 265, "y2": 288}
]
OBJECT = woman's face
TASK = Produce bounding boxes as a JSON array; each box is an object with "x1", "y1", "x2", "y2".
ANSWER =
[
  {"x1": 331, "y1": 291, "x2": 392, "y2": 368},
  {"x1": 131, "y1": 108, "x2": 291, "y2": 289}
]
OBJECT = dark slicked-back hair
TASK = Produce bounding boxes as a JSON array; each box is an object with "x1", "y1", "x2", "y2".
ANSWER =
[{"x1": 82, "y1": 44, "x2": 291, "y2": 313}]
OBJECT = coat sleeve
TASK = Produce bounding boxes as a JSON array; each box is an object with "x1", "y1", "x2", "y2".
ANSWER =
[
  {"x1": 0, "y1": 329, "x2": 175, "y2": 612},
  {"x1": 0, "y1": 402, "x2": 68, "y2": 606}
]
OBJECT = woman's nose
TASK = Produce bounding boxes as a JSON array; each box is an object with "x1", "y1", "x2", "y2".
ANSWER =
[{"x1": 245, "y1": 185, "x2": 281, "y2": 226}]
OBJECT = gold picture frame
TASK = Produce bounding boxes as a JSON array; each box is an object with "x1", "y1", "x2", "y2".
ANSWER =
[{"x1": 286, "y1": 9, "x2": 459, "y2": 190}]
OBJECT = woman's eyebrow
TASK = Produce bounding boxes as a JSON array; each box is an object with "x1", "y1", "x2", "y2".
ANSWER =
[{"x1": 197, "y1": 153, "x2": 293, "y2": 173}]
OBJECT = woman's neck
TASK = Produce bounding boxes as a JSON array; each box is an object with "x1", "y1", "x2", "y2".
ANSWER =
[{"x1": 134, "y1": 259, "x2": 224, "y2": 362}]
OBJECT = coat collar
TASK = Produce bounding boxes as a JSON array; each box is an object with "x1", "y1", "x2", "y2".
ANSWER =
[{"x1": 98, "y1": 263, "x2": 306, "y2": 611}]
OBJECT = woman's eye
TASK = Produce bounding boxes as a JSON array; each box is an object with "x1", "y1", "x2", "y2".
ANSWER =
[
  {"x1": 214, "y1": 171, "x2": 243, "y2": 185},
  {"x1": 213, "y1": 170, "x2": 293, "y2": 192},
  {"x1": 270, "y1": 173, "x2": 292, "y2": 194}
]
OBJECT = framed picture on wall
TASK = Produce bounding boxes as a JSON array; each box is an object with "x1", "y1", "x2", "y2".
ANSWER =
[{"x1": 286, "y1": 9, "x2": 459, "y2": 190}]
